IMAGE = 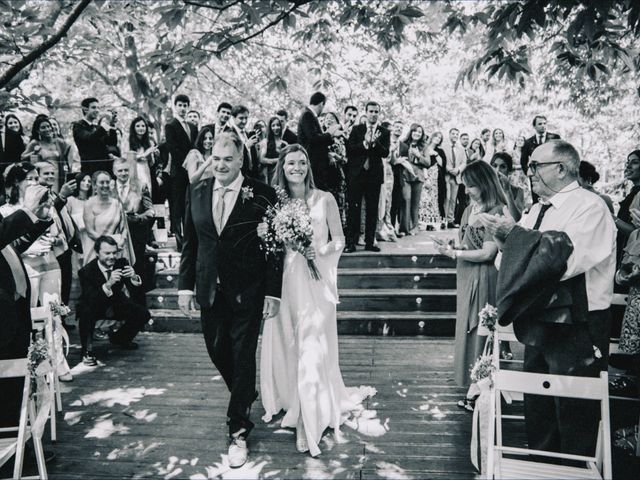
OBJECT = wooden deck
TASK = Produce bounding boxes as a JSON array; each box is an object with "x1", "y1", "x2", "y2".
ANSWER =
[{"x1": 41, "y1": 333, "x2": 476, "y2": 479}]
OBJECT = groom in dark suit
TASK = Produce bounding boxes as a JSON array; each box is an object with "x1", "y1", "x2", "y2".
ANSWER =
[
  {"x1": 345, "y1": 101, "x2": 390, "y2": 253},
  {"x1": 178, "y1": 131, "x2": 283, "y2": 468},
  {"x1": 521, "y1": 115, "x2": 561, "y2": 174},
  {"x1": 165, "y1": 94, "x2": 197, "y2": 250}
]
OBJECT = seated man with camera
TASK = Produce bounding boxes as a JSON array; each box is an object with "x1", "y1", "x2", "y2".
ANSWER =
[{"x1": 77, "y1": 235, "x2": 150, "y2": 366}]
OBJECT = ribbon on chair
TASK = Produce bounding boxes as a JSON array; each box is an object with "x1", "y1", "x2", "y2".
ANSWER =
[
  {"x1": 470, "y1": 376, "x2": 492, "y2": 473},
  {"x1": 32, "y1": 360, "x2": 54, "y2": 439}
]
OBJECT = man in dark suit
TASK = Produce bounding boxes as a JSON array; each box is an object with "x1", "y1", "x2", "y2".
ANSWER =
[
  {"x1": 345, "y1": 101, "x2": 390, "y2": 253},
  {"x1": 276, "y1": 109, "x2": 298, "y2": 144},
  {"x1": 72, "y1": 97, "x2": 119, "y2": 176},
  {"x1": 520, "y1": 115, "x2": 561, "y2": 174},
  {"x1": 297, "y1": 92, "x2": 341, "y2": 191},
  {"x1": 164, "y1": 94, "x2": 197, "y2": 251},
  {"x1": 77, "y1": 236, "x2": 150, "y2": 366},
  {"x1": 343, "y1": 105, "x2": 358, "y2": 138},
  {"x1": 0, "y1": 110, "x2": 26, "y2": 202},
  {"x1": 228, "y1": 105, "x2": 261, "y2": 179},
  {"x1": 0, "y1": 184, "x2": 57, "y2": 428},
  {"x1": 178, "y1": 131, "x2": 283, "y2": 468}
]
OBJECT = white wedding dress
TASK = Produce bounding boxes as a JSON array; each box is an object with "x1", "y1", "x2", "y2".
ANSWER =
[{"x1": 260, "y1": 190, "x2": 376, "y2": 457}]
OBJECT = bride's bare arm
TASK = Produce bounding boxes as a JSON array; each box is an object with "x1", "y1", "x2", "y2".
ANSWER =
[{"x1": 318, "y1": 192, "x2": 345, "y2": 256}]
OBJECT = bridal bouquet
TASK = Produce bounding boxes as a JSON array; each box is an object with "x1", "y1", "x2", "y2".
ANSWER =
[{"x1": 261, "y1": 187, "x2": 321, "y2": 280}]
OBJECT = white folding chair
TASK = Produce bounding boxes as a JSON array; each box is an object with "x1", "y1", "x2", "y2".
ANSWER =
[
  {"x1": 29, "y1": 304, "x2": 61, "y2": 443},
  {"x1": 487, "y1": 370, "x2": 612, "y2": 480},
  {"x1": 0, "y1": 358, "x2": 48, "y2": 480}
]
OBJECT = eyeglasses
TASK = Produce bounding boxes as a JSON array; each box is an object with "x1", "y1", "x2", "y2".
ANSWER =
[{"x1": 528, "y1": 161, "x2": 563, "y2": 174}]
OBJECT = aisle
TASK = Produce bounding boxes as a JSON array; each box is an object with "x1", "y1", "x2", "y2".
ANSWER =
[{"x1": 42, "y1": 333, "x2": 474, "y2": 479}]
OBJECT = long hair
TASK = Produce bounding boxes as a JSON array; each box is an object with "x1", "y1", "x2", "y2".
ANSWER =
[
  {"x1": 470, "y1": 138, "x2": 486, "y2": 158},
  {"x1": 273, "y1": 144, "x2": 315, "y2": 201},
  {"x1": 266, "y1": 116, "x2": 282, "y2": 159},
  {"x1": 72, "y1": 172, "x2": 93, "y2": 198},
  {"x1": 461, "y1": 160, "x2": 507, "y2": 212},
  {"x1": 4, "y1": 161, "x2": 36, "y2": 205},
  {"x1": 128, "y1": 116, "x2": 152, "y2": 151},
  {"x1": 30, "y1": 115, "x2": 53, "y2": 141},
  {"x1": 194, "y1": 125, "x2": 215, "y2": 155},
  {"x1": 5, "y1": 113, "x2": 24, "y2": 136},
  {"x1": 492, "y1": 128, "x2": 505, "y2": 147},
  {"x1": 402, "y1": 123, "x2": 426, "y2": 150}
]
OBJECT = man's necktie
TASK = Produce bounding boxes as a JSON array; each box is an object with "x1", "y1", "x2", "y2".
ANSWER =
[
  {"x1": 537, "y1": 135, "x2": 543, "y2": 145},
  {"x1": 363, "y1": 127, "x2": 372, "y2": 171},
  {"x1": 451, "y1": 145, "x2": 457, "y2": 165},
  {"x1": 532, "y1": 203, "x2": 552, "y2": 230},
  {"x1": 214, "y1": 187, "x2": 229, "y2": 231},
  {"x1": 2, "y1": 247, "x2": 28, "y2": 299}
]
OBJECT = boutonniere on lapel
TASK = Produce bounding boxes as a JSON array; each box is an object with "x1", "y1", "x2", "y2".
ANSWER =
[{"x1": 241, "y1": 186, "x2": 254, "y2": 203}]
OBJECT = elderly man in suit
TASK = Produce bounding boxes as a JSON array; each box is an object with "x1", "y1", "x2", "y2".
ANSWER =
[
  {"x1": 482, "y1": 140, "x2": 616, "y2": 457},
  {"x1": 345, "y1": 101, "x2": 390, "y2": 253},
  {"x1": 0, "y1": 184, "x2": 57, "y2": 427},
  {"x1": 297, "y1": 91, "x2": 342, "y2": 191},
  {"x1": 178, "y1": 131, "x2": 283, "y2": 468},
  {"x1": 164, "y1": 94, "x2": 197, "y2": 251}
]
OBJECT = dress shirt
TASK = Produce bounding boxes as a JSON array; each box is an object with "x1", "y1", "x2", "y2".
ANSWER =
[
  {"x1": 537, "y1": 133, "x2": 546, "y2": 145},
  {"x1": 517, "y1": 181, "x2": 616, "y2": 311},
  {"x1": 117, "y1": 181, "x2": 130, "y2": 203},
  {"x1": 212, "y1": 173, "x2": 243, "y2": 232}
]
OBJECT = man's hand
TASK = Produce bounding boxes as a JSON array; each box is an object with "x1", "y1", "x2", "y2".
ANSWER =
[
  {"x1": 263, "y1": 297, "x2": 280, "y2": 319},
  {"x1": 23, "y1": 185, "x2": 52, "y2": 220},
  {"x1": 246, "y1": 133, "x2": 258, "y2": 147},
  {"x1": 477, "y1": 213, "x2": 515, "y2": 242},
  {"x1": 107, "y1": 269, "x2": 123, "y2": 287},
  {"x1": 121, "y1": 265, "x2": 135, "y2": 278},
  {"x1": 178, "y1": 293, "x2": 197, "y2": 317},
  {"x1": 59, "y1": 179, "x2": 76, "y2": 200}
]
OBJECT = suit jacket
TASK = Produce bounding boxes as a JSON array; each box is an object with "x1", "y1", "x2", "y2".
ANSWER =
[
  {"x1": 164, "y1": 118, "x2": 197, "y2": 177},
  {"x1": 346, "y1": 123, "x2": 391, "y2": 184},
  {"x1": 282, "y1": 127, "x2": 298, "y2": 145},
  {"x1": 178, "y1": 176, "x2": 283, "y2": 310},
  {"x1": 443, "y1": 141, "x2": 467, "y2": 184},
  {"x1": 297, "y1": 108, "x2": 334, "y2": 190},
  {"x1": 78, "y1": 258, "x2": 141, "y2": 311},
  {"x1": 72, "y1": 119, "x2": 118, "y2": 173},
  {"x1": 497, "y1": 225, "x2": 589, "y2": 348},
  {"x1": 521, "y1": 132, "x2": 561, "y2": 172},
  {"x1": 117, "y1": 182, "x2": 154, "y2": 251}
]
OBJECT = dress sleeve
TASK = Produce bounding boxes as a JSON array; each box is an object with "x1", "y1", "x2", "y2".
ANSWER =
[{"x1": 317, "y1": 192, "x2": 345, "y2": 257}]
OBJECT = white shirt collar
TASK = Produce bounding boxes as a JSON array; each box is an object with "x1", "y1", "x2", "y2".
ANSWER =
[
  {"x1": 546, "y1": 181, "x2": 581, "y2": 209},
  {"x1": 214, "y1": 173, "x2": 244, "y2": 192},
  {"x1": 97, "y1": 261, "x2": 111, "y2": 275}
]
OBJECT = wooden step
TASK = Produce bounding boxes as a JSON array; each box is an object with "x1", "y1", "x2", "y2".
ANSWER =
[
  {"x1": 148, "y1": 309, "x2": 456, "y2": 336},
  {"x1": 154, "y1": 267, "x2": 457, "y2": 290},
  {"x1": 146, "y1": 287, "x2": 456, "y2": 312}
]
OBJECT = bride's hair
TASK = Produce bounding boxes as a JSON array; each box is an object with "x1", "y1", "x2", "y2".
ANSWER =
[{"x1": 273, "y1": 144, "x2": 315, "y2": 200}]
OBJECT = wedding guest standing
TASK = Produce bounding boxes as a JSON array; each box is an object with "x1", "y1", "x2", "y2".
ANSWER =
[
  {"x1": 578, "y1": 161, "x2": 614, "y2": 213},
  {"x1": 297, "y1": 92, "x2": 341, "y2": 191},
  {"x1": 164, "y1": 94, "x2": 197, "y2": 250},
  {"x1": 258, "y1": 117, "x2": 286, "y2": 185},
  {"x1": 490, "y1": 152, "x2": 525, "y2": 221},
  {"x1": 427, "y1": 131, "x2": 447, "y2": 221},
  {"x1": 66, "y1": 172, "x2": 93, "y2": 265},
  {"x1": 228, "y1": 105, "x2": 260, "y2": 179},
  {"x1": 444, "y1": 128, "x2": 467, "y2": 227},
  {"x1": 183, "y1": 126, "x2": 215, "y2": 184},
  {"x1": 468, "y1": 138, "x2": 485, "y2": 163},
  {"x1": 400, "y1": 124, "x2": 430, "y2": 235},
  {"x1": 388, "y1": 120, "x2": 407, "y2": 234},
  {"x1": 276, "y1": 109, "x2": 298, "y2": 144},
  {"x1": 509, "y1": 133, "x2": 531, "y2": 207},
  {"x1": 343, "y1": 105, "x2": 358, "y2": 138},
  {"x1": 520, "y1": 114, "x2": 561, "y2": 173},
  {"x1": 83, "y1": 170, "x2": 134, "y2": 265},
  {"x1": 0, "y1": 109, "x2": 26, "y2": 200},
  {"x1": 22, "y1": 116, "x2": 73, "y2": 191},
  {"x1": 322, "y1": 112, "x2": 348, "y2": 223},
  {"x1": 126, "y1": 116, "x2": 158, "y2": 195},
  {"x1": 72, "y1": 97, "x2": 119, "y2": 175},
  {"x1": 187, "y1": 110, "x2": 200, "y2": 130},
  {"x1": 345, "y1": 101, "x2": 390, "y2": 253},
  {"x1": 615, "y1": 150, "x2": 640, "y2": 265},
  {"x1": 4, "y1": 113, "x2": 29, "y2": 145},
  {"x1": 436, "y1": 161, "x2": 506, "y2": 408},
  {"x1": 484, "y1": 140, "x2": 616, "y2": 457}
]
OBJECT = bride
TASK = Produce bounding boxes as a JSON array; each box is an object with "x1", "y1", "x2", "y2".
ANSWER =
[{"x1": 259, "y1": 144, "x2": 375, "y2": 457}]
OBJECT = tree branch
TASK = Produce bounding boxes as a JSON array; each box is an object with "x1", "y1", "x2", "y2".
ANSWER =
[
  {"x1": 183, "y1": 0, "x2": 243, "y2": 12},
  {"x1": 79, "y1": 60, "x2": 135, "y2": 109},
  {"x1": 0, "y1": 0, "x2": 92, "y2": 89},
  {"x1": 212, "y1": 0, "x2": 312, "y2": 56}
]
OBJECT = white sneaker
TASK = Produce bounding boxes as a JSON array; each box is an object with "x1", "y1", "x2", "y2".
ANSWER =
[{"x1": 228, "y1": 437, "x2": 248, "y2": 468}]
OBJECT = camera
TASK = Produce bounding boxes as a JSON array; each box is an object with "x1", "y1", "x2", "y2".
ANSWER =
[{"x1": 113, "y1": 257, "x2": 129, "y2": 271}]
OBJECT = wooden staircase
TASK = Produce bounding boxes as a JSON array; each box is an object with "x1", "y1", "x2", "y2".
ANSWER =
[{"x1": 146, "y1": 234, "x2": 457, "y2": 336}]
